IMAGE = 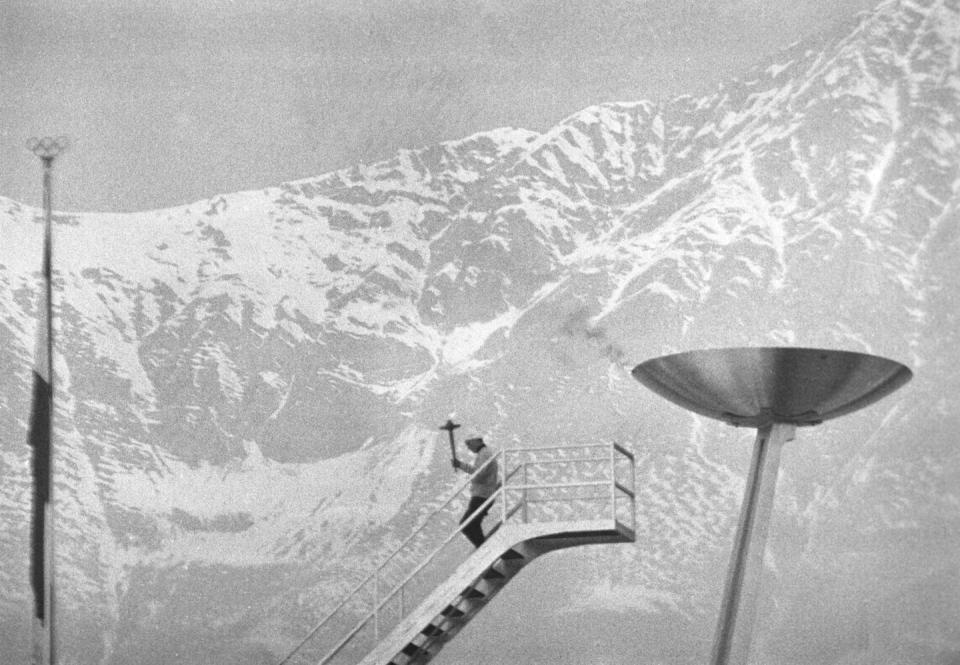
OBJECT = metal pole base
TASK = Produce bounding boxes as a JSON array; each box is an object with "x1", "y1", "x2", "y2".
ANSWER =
[{"x1": 710, "y1": 422, "x2": 795, "y2": 665}]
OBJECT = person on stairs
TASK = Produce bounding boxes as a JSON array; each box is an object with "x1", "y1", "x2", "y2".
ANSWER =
[{"x1": 454, "y1": 436, "x2": 499, "y2": 548}]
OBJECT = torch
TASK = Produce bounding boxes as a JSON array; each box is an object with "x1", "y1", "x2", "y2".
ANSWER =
[{"x1": 439, "y1": 419, "x2": 460, "y2": 472}]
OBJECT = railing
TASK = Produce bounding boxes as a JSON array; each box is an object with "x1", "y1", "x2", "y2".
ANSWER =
[{"x1": 279, "y1": 442, "x2": 636, "y2": 665}]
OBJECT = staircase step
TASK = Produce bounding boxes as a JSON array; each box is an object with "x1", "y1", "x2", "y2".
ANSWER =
[
  {"x1": 441, "y1": 605, "x2": 465, "y2": 618},
  {"x1": 402, "y1": 642, "x2": 427, "y2": 657},
  {"x1": 463, "y1": 587, "x2": 485, "y2": 599},
  {"x1": 481, "y1": 567, "x2": 505, "y2": 581},
  {"x1": 501, "y1": 548, "x2": 524, "y2": 560},
  {"x1": 421, "y1": 624, "x2": 445, "y2": 638}
]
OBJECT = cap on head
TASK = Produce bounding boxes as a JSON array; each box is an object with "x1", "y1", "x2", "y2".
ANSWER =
[{"x1": 465, "y1": 436, "x2": 485, "y2": 451}]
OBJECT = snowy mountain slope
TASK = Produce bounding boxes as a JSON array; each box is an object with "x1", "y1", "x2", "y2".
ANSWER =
[{"x1": 2, "y1": 0, "x2": 959, "y2": 663}]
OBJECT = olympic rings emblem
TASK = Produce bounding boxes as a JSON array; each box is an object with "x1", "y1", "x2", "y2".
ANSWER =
[{"x1": 26, "y1": 136, "x2": 70, "y2": 158}]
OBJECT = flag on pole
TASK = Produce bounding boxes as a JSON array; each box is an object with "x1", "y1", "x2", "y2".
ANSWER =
[
  {"x1": 26, "y1": 139, "x2": 61, "y2": 665},
  {"x1": 28, "y1": 212, "x2": 54, "y2": 665}
]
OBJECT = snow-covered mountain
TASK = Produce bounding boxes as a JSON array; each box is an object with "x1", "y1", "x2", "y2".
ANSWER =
[{"x1": 2, "y1": 0, "x2": 959, "y2": 663}]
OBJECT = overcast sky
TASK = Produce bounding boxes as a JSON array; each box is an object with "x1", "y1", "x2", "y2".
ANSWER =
[{"x1": 1, "y1": 0, "x2": 878, "y2": 213}]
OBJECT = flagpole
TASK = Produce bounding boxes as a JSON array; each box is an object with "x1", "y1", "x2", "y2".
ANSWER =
[{"x1": 26, "y1": 135, "x2": 68, "y2": 665}]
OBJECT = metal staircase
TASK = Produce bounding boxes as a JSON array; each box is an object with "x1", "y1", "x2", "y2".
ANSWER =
[{"x1": 280, "y1": 443, "x2": 636, "y2": 665}]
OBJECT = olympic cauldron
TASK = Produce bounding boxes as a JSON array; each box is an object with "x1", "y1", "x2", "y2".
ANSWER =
[{"x1": 631, "y1": 347, "x2": 912, "y2": 665}]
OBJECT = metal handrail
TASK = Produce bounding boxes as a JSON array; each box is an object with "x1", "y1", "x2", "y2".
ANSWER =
[
  {"x1": 376, "y1": 451, "x2": 501, "y2": 574},
  {"x1": 278, "y1": 452, "x2": 503, "y2": 665},
  {"x1": 519, "y1": 456, "x2": 614, "y2": 465},
  {"x1": 507, "y1": 442, "x2": 612, "y2": 452},
  {"x1": 373, "y1": 490, "x2": 500, "y2": 613},
  {"x1": 502, "y1": 480, "x2": 610, "y2": 490},
  {"x1": 323, "y1": 476, "x2": 633, "y2": 664},
  {"x1": 372, "y1": 472, "x2": 638, "y2": 612},
  {"x1": 503, "y1": 464, "x2": 524, "y2": 483},
  {"x1": 614, "y1": 481, "x2": 636, "y2": 498},
  {"x1": 279, "y1": 442, "x2": 635, "y2": 665},
  {"x1": 318, "y1": 489, "x2": 504, "y2": 665},
  {"x1": 613, "y1": 442, "x2": 635, "y2": 461},
  {"x1": 340, "y1": 495, "x2": 497, "y2": 663}
]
